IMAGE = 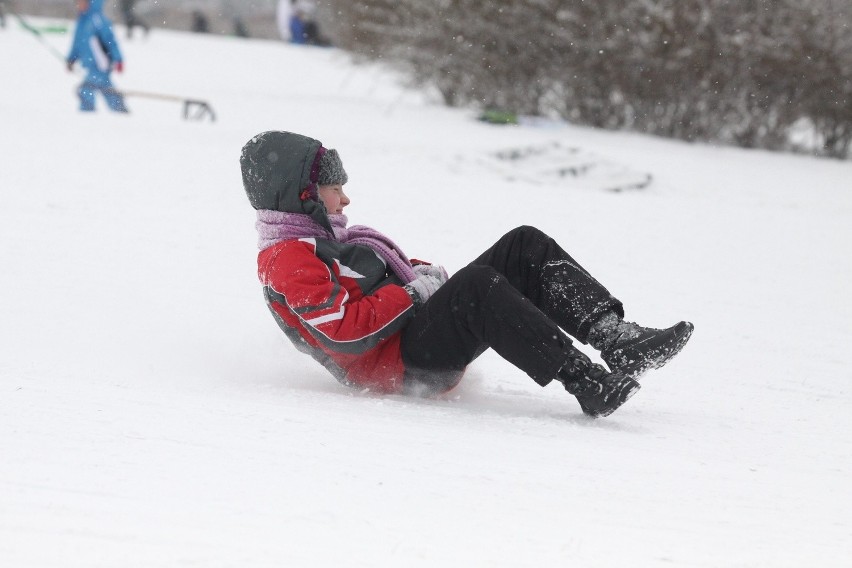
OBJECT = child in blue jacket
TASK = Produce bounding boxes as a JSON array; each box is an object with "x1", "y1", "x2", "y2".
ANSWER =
[{"x1": 66, "y1": 0, "x2": 128, "y2": 112}]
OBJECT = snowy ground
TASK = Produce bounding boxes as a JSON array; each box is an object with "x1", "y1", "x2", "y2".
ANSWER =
[{"x1": 1, "y1": 17, "x2": 851, "y2": 568}]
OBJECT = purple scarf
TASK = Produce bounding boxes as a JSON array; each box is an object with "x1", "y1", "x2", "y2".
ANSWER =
[{"x1": 256, "y1": 210, "x2": 417, "y2": 284}]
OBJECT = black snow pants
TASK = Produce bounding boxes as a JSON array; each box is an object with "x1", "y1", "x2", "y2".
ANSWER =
[{"x1": 400, "y1": 226, "x2": 623, "y2": 394}]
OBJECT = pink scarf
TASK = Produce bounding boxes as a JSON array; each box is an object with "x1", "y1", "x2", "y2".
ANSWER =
[{"x1": 256, "y1": 210, "x2": 417, "y2": 284}]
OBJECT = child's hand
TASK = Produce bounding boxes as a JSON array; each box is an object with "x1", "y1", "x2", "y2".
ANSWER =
[
  {"x1": 412, "y1": 264, "x2": 449, "y2": 285},
  {"x1": 404, "y1": 273, "x2": 445, "y2": 308}
]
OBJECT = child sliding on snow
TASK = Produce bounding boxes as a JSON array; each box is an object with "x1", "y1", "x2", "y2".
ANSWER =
[{"x1": 239, "y1": 131, "x2": 693, "y2": 418}]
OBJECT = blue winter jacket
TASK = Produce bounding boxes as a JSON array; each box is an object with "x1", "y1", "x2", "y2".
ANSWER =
[{"x1": 67, "y1": 0, "x2": 123, "y2": 73}]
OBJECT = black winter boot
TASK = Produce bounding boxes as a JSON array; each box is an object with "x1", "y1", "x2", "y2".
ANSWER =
[
  {"x1": 555, "y1": 347, "x2": 641, "y2": 418},
  {"x1": 589, "y1": 312, "x2": 694, "y2": 379}
]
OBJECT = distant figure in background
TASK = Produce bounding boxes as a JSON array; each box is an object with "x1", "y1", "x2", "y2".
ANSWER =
[
  {"x1": 66, "y1": 0, "x2": 128, "y2": 113},
  {"x1": 234, "y1": 16, "x2": 251, "y2": 37},
  {"x1": 276, "y1": 0, "x2": 291, "y2": 41},
  {"x1": 0, "y1": 1, "x2": 10, "y2": 29},
  {"x1": 288, "y1": 0, "x2": 330, "y2": 46},
  {"x1": 232, "y1": 16, "x2": 249, "y2": 38},
  {"x1": 288, "y1": 0, "x2": 306, "y2": 44},
  {"x1": 191, "y1": 10, "x2": 209, "y2": 33},
  {"x1": 221, "y1": 2, "x2": 250, "y2": 38},
  {"x1": 120, "y1": 0, "x2": 149, "y2": 39}
]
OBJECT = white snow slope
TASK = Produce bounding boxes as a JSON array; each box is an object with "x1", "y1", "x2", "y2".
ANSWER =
[{"x1": 1, "y1": 18, "x2": 851, "y2": 568}]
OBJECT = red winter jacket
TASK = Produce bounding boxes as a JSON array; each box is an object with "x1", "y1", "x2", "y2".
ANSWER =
[{"x1": 258, "y1": 236, "x2": 415, "y2": 393}]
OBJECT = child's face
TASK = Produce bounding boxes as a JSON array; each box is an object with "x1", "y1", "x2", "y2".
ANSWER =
[
  {"x1": 318, "y1": 184, "x2": 350, "y2": 214},
  {"x1": 77, "y1": 0, "x2": 90, "y2": 12}
]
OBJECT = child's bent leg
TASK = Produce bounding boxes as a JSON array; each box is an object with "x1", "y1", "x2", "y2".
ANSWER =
[
  {"x1": 471, "y1": 226, "x2": 623, "y2": 342},
  {"x1": 400, "y1": 264, "x2": 576, "y2": 393},
  {"x1": 400, "y1": 264, "x2": 643, "y2": 417}
]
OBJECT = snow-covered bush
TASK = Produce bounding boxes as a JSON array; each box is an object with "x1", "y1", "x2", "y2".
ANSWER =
[{"x1": 326, "y1": 0, "x2": 852, "y2": 158}]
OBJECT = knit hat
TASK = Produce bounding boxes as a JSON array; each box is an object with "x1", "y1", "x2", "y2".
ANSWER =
[{"x1": 317, "y1": 149, "x2": 348, "y2": 186}]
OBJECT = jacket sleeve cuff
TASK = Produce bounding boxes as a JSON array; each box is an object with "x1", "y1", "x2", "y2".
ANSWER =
[{"x1": 403, "y1": 284, "x2": 423, "y2": 309}]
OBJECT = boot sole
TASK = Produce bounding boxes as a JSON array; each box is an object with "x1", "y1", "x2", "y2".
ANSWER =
[{"x1": 606, "y1": 322, "x2": 694, "y2": 379}]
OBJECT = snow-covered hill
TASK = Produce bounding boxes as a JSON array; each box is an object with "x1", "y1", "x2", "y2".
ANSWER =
[{"x1": 1, "y1": 17, "x2": 851, "y2": 567}]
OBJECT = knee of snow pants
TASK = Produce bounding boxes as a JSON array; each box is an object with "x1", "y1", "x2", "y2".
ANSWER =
[{"x1": 472, "y1": 225, "x2": 623, "y2": 343}]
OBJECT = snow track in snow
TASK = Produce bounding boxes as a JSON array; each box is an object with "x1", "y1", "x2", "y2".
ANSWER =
[{"x1": 458, "y1": 141, "x2": 653, "y2": 192}]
